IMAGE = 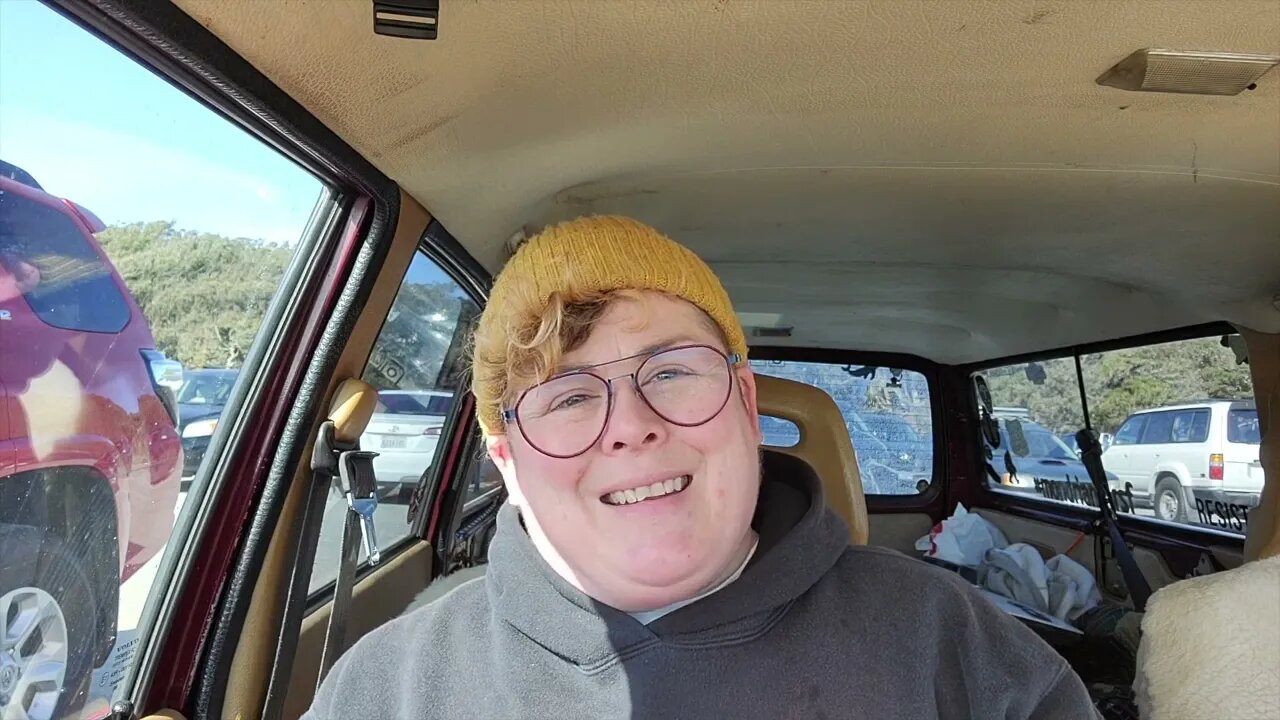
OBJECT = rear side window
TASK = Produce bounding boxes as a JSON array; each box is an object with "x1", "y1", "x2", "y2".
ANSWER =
[
  {"x1": 0, "y1": 189, "x2": 130, "y2": 332},
  {"x1": 1140, "y1": 411, "x2": 1175, "y2": 444},
  {"x1": 1170, "y1": 409, "x2": 1210, "y2": 443},
  {"x1": 749, "y1": 360, "x2": 935, "y2": 495},
  {"x1": 1228, "y1": 409, "x2": 1261, "y2": 444},
  {"x1": 975, "y1": 333, "x2": 1257, "y2": 536}
]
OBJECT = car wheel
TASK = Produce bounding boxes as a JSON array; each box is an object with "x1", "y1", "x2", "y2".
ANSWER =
[
  {"x1": 0, "y1": 525, "x2": 99, "y2": 720},
  {"x1": 1154, "y1": 476, "x2": 1188, "y2": 523}
]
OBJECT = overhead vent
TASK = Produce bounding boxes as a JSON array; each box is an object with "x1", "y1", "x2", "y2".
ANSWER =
[
  {"x1": 1097, "y1": 49, "x2": 1280, "y2": 96},
  {"x1": 373, "y1": 0, "x2": 440, "y2": 40}
]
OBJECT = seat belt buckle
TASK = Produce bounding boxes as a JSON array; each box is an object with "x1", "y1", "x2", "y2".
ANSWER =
[{"x1": 338, "y1": 449, "x2": 382, "y2": 566}]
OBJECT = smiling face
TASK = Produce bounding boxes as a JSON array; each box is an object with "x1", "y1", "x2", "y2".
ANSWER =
[{"x1": 487, "y1": 291, "x2": 763, "y2": 612}]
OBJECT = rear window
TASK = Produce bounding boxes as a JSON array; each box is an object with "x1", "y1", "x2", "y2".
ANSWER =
[
  {"x1": 749, "y1": 360, "x2": 935, "y2": 495},
  {"x1": 377, "y1": 392, "x2": 454, "y2": 416},
  {"x1": 1170, "y1": 409, "x2": 1211, "y2": 443},
  {"x1": 1228, "y1": 409, "x2": 1261, "y2": 444},
  {"x1": 0, "y1": 188, "x2": 130, "y2": 332}
]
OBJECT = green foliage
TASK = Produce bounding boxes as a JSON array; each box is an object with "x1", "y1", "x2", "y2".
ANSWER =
[
  {"x1": 985, "y1": 337, "x2": 1253, "y2": 435},
  {"x1": 98, "y1": 221, "x2": 292, "y2": 369}
]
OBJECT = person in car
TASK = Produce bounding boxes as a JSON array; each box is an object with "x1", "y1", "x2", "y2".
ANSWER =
[{"x1": 306, "y1": 216, "x2": 1097, "y2": 719}]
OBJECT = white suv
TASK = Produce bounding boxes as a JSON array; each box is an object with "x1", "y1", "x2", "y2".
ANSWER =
[{"x1": 1102, "y1": 400, "x2": 1262, "y2": 529}]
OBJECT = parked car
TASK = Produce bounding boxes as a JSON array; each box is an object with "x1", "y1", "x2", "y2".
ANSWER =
[
  {"x1": 0, "y1": 162, "x2": 183, "y2": 716},
  {"x1": 361, "y1": 389, "x2": 455, "y2": 503},
  {"x1": 1102, "y1": 400, "x2": 1262, "y2": 527},
  {"x1": 987, "y1": 415, "x2": 1128, "y2": 512},
  {"x1": 177, "y1": 367, "x2": 240, "y2": 480}
]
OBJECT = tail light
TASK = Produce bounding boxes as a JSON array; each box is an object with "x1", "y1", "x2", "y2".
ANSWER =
[
  {"x1": 423, "y1": 426, "x2": 443, "y2": 437},
  {"x1": 1209, "y1": 453, "x2": 1224, "y2": 480},
  {"x1": 141, "y1": 349, "x2": 184, "y2": 426}
]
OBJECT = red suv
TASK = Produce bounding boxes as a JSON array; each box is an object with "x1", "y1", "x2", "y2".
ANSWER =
[{"x1": 0, "y1": 162, "x2": 183, "y2": 714}]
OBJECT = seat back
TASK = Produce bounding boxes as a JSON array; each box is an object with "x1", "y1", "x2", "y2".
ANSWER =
[
  {"x1": 755, "y1": 373, "x2": 868, "y2": 544},
  {"x1": 1135, "y1": 329, "x2": 1280, "y2": 719}
]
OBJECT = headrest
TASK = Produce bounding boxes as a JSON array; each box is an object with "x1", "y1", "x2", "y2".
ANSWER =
[{"x1": 755, "y1": 373, "x2": 868, "y2": 544}]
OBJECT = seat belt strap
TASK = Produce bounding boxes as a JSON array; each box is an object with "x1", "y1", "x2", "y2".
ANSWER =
[
  {"x1": 317, "y1": 448, "x2": 381, "y2": 689},
  {"x1": 262, "y1": 421, "x2": 346, "y2": 719},
  {"x1": 1076, "y1": 429, "x2": 1153, "y2": 612}
]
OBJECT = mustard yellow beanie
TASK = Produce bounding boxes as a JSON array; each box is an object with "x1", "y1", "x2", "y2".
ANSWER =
[{"x1": 471, "y1": 215, "x2": 748, "y2": 436}]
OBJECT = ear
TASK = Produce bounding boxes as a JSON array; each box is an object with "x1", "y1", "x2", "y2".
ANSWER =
[
  {"x1": 486, "y1": 434, "x2": 528, "y2": 507},
  {"x1": 734, "y1": 364, "x2": 763, "y2": 445}
]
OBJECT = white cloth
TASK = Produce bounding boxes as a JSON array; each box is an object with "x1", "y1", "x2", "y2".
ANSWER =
[
  {"x1": 978, "y1": 543, "x2": 1101, "y2": 621},
  {"x1": 914, "y1": 503, "x2": 1009, "y2": 567}
]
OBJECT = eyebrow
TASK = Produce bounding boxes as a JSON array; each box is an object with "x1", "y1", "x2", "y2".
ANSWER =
[{"x1": 555, "y1": 335, "x2": 709, "y2": 375}]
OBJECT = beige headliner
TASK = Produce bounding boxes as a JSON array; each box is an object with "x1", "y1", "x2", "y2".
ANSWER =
[{"x1": 177, "y1": 0, "x2": 1280, "y2": 363}]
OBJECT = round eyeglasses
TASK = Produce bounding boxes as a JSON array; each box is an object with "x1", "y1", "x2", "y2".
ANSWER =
[{"x1": 502, "y1": 344, "x2": 741, "y2": 459}]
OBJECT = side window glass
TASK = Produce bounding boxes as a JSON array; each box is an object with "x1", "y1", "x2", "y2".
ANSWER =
[
  {"x1": 978, "y1": 334, "x2": 1257, "y2": 537},
  {"x1": 1, "y1": 4, "x2": 324, "y2": 717},
  {"x1": 1141, "y1": 412, "x2": 1175, "y2": 444},
  {"x1": 1114, "y1": 416, "x2": 1145, "y2": 445},
  {"x1": 308, "y1": 251, "x2": 480, "y2": 595},
  {"x1": 749, "y1": 360, "x2": 935, "y2": 495}
]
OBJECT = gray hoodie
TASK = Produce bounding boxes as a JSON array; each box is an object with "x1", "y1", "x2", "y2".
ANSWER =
[{"x1": 305, "y1": 460, "x2": 1097, "y2": 719}]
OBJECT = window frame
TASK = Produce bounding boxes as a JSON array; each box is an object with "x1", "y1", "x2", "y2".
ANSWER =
[
  {"x1": 1114, "y1": 414, "x2": 1147, "y2": 446},
  {"x1": 962, "y1": 320, "x2": 1251, "y2": 547},
  {"x1": 35, "y1": 0, "x2": 415, "y2": 715}
]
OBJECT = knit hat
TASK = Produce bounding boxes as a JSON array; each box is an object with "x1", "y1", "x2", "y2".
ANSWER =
[{"x1": 471, "y1": 215, "x2": 748, "y2": 436}]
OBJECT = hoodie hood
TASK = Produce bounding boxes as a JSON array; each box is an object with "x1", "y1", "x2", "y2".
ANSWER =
[{"x1": 484, "y1": 456, "x2": 851, "y2": 671}]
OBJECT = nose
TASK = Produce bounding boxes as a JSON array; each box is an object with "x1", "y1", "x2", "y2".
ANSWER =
[{"x1": 599, "y1": 377, "x2": 667, "y2": 454}]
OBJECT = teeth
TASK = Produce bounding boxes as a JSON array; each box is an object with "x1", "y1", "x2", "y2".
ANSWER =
[{"x1": 603, "y1": 475, "x2": 691, "y2": 505}]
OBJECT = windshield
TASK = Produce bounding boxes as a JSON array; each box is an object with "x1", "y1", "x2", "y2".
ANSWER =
[
  {"x1": 178, "y1": 371, "x2": 237, "y2": 405},
  {"x1": 377, "y1": 392, "x2": 453, "y2": 416}
]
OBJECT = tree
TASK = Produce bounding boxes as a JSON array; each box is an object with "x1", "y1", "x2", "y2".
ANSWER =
[{"x1": 98, "y1": 221, "x2": 293, "y2": 369}]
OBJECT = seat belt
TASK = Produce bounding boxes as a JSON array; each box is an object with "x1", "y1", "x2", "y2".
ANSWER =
[
  {"x1": 317, "y1": 441, "x2": 381, "y2": 687},
  {"x1": 262, "y1": 379, "x2": 379, "y2": 719},
  {"x1": 1076, "y1": 428, "x2": 1153, "y2": 612}
]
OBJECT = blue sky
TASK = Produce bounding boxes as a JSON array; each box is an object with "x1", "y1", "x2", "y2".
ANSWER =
[{"x1": 0, "y1": 1, "x2": 323, "y2": 246}]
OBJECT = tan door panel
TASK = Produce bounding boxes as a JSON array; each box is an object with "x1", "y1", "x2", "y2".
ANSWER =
[
  {"x1": 868, "y1": 513, "x2": 934, "y2": 555},
  {"x1": 280, "y1": 541, "x2": 435, "y2": 720},
  {"x1": 976, "y1": 509, "x2": 1187, "y2": 600}
]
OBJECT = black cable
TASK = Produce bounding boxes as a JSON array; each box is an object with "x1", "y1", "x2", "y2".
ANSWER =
[{"x1": 1075, "y1": 353, "x2": 1093, "y2": 432}]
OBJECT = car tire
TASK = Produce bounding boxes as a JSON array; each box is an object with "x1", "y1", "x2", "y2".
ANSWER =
[
  {"x1": 0, "y1": 524, "x2": 100, "y2": 720},
  {"x1": 1154, "y1": 476, "x2": 1188, "y2": 523}
]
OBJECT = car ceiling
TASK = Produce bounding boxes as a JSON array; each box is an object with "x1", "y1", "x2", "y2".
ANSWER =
[{"x1": 174, "y1": 0, "x2": 1280, "y2": 364}]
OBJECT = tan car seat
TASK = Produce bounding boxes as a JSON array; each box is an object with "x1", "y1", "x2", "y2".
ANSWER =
[
  {"x1": 1134, "y1": 329, "x2": 1280, "y2": 720},
  {"x1": 755, "y1": 374, "x2": 869, "y2": 545}
]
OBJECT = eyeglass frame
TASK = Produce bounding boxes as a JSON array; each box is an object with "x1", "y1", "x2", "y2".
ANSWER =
[{"x1": 501, "y1": 343, "x2": 744, "y2": 459}]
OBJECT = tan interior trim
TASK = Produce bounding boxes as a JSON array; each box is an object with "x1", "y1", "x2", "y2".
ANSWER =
[
  {"x1": 220, "y1": 190, "x2": 431, "y2": 719},
  {"x1": 755, "y1": 373, "x2": 868, "y2": 544},
  {"x1": 1241, "y1": 329, "x2": 1279, "y2": 561},
  {"x1": 140, "y1": 711, "x2": 188, "y2": 720},
  {"x1": 282, "y1": 541, "x2": 435, "y2": 720}
]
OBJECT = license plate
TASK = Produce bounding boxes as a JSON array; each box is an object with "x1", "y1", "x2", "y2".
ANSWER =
[{"x1": 381, "y1": 435, "x2": 407, "y2": 449}]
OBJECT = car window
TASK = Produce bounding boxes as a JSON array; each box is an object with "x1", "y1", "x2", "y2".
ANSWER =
[
  {"x1": 976, "y1": 334, "x2": 1257, "y2": 536},
  {"x1": 308, "y1": 250, "x2": 480, "y2": 596},
  {"x1": 1228, "y1": 409, "x2": 1261, "y2": 444},
  {"x1": 0, "y1": 4, "x2": 325, "y2": 717},
  {"x1": 749, "y1": 360, "x2": 935, "y2": 495},
  {"x1": 1140, "y1": 411, "x2": 1175, "y2": 444},
  {"x1": 1170, "y1": 409, "x2": 1210, "y2": 443},
  {"x1": 1114, "y1": 415, "x2": 1146, "y2": 446},
  {"x1": 0, "y1": 187, "x2": 131, "y2": 333}
]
